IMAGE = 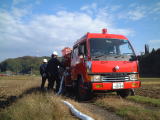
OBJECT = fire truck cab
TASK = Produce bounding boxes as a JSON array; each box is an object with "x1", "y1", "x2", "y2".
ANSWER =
[{"x1": 62, "y1": 29, "x2": 141, "y2": 100}]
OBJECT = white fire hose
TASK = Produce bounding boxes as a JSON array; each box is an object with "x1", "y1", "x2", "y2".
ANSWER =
[
  {"x1": 57, "y1": 71, "x2": 94, "y2": 120},
  {"x1": 62, "y1": 100, "x2": 94, "y2": 120},
  {"x1": 57, "y1": 71, "x2": 66, "y2": 95}
]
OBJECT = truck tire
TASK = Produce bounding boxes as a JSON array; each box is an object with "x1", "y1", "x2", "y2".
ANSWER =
[
  {"x1": 76, "y1": 77, "x2": 92, "y2": 101},
  {"x1": 116, "y1": 89, "x2": 131, "y2": 98}
]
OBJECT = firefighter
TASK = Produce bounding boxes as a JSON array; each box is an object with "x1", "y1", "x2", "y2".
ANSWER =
[
  {"x1": 40, "y1": 59, "x2": 48, "y2": 90},
  {"x1": 46, "y1": 51, "x2": 64, "y2": 92}
]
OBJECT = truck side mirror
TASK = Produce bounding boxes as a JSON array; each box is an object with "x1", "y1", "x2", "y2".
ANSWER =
[
  {"x1": 130, "y1": 55, "x2": 138, "y2": 61},
  {"x1": 137, "y1": 56, "x2": 141, "y2": 61}
]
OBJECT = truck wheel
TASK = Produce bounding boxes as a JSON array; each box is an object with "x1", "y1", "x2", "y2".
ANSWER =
[
  {"x1": 116, "y1": 89, "x2": 130, "y2": 98},
  {"x1": 76, "y1": 77, "x2": 92, "y2": 101}
]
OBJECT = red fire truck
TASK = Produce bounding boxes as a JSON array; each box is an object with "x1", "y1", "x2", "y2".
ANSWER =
[{"x1": 61, "y1": 29, "x2": 141, "y2": 100}]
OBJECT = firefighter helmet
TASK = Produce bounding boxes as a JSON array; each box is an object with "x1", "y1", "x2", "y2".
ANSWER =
[
  {"x1": 52, "y1": 51, "x2": 58, "y2": 56},
  {"x1": 43, "y1": 59, "x2": 47, "y2": 63}
]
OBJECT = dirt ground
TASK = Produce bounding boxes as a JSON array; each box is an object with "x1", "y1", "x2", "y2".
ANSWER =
[
  {"x1": 79, "y1": 102, "x2": 123, "y2": 120},
  {"x1": 0, "y1": 76, "x2": 160, "y2": 120},
  {"x1": 135, "y1": 78, "x2": 160, "y2": 99}
]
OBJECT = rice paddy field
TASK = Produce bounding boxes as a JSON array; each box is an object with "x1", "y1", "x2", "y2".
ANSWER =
[{"x1": 0, "y1": 76, "x2": 160, "y2": 120}]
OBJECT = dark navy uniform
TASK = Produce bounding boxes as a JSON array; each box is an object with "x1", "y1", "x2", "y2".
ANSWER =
[
  {"x1": 46, "y1": 57, "x2": 64, "y2": 92},
  {"x1": 40, "y1": 63, "x2": 47, "y2": 89}
]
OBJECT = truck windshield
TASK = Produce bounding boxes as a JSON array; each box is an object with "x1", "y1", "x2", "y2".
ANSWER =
[{"x1": 89, "y1": 38, "x2": 136, "y2": 61}]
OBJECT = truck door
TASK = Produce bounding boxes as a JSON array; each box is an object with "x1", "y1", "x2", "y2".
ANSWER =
[
  {"x1": 71, "y1": 46, "x2": 79, "y2": 80},
  {"x1": 77, "y1": 42, "x2": 88, "y2": 81}
]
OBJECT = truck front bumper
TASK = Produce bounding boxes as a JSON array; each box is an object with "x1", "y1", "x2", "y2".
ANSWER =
[{"x1": 92, "y1": 81, "x2": 141, "y2": 91}]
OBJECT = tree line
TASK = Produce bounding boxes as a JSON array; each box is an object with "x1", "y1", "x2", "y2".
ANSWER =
[
  {"x1": 0, "y1": 48, "x2": 160, "y2": 77},
  {"x1": 138, "y1": 48, "x2": 160, "y2": 77},
  {"x1": 0, "y1": 56, "x2": 50, "y2": 75}
]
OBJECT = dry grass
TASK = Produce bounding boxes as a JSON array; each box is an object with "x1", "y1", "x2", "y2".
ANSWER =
[
  {"x1": 94, "y1": 96, "x2": 160, "y2": 120},
  {"x1": 136, "y1": 78, "x2": 160, "y2": 99},
  {"x1": 1, "y1": 76, "x2": 160, "y2": 120},
  {"x1": 0, "y1": 93, "x2": 78, "y2": 120},
  {"x1": 140, "y1": 78, "x2": 160, "y2": 85},
  {"x1": 93, "y1": 78, "x2": 160, "y2": 119},
  {"x1": 140, "y1": 78, "x2": 160, "y2": 81},
  {"x1": 0, "y1": 75, "x2": 40, "y2": 98},
  {"x1": 0, "y1": 76, "x2": 78, "y2": 120},
  {"x1": 0, "y1": 76, "x2": 110, "y2": 120}
]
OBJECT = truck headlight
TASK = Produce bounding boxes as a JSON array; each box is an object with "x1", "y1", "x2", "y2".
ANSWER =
[
  {"x1": 129, "y1": 74, "x2": 138, "y2": 81},
  {"x1": 91, "y1": 75, "x2": 101, "y2": 82}
]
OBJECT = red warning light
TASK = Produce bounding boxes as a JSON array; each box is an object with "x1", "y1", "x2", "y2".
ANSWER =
[{"x1": 102, "y1": 28, "x2": 107, "y2": 34}]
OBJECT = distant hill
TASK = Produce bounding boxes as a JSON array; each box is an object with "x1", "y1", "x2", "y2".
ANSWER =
[{"x1": 0, "y1": 56, "x2": 51, "y2": 75}]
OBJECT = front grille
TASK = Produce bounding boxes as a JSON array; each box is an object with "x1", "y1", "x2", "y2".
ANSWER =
[{"x1": 102, "y1": 74, "x2": 129, "y2": 82}]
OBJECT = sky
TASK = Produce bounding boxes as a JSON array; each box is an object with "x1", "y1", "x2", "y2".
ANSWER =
[{"x1": 0, "y1": 0, "x2": 160, "y2": 62}]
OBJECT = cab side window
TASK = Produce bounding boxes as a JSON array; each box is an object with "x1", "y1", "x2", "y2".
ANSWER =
[
  {"x1": 79, "y1": 42, "x2": 87, "y2": 56},
  {"x1": 72, "y1": 46, "x2": 78, "y2": 58}
]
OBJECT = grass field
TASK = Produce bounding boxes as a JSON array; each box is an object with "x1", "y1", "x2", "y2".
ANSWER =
[
  {"x1": 94, "y1": 78, "x2": 160, "y2": 120},
  {"x1": 0, "y1": 76, "x2": 78, "y2": 120},
  {"x1": 0, "y1": 76, "x2": 98, "y2": 120},
  {"x1": 0, "y1": 76, "x2": 160, "y2": 120}
]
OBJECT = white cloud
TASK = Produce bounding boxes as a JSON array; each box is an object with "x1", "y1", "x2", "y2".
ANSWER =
[
  {"x1": 13, "y1": 0, "x2": 26, "y2": 6},
  {"x1": 148, "y1": 40, "x2": 160, "y2": 50},
  {"x1": 35, "y1": 0, "x2": 42, "y2": 5},
  {"x1": 110, "y1": 5, "x2": 121, "y2": 12},
  {"x1": 118, "y1": 2, "x2": 160, "y2": 21},
  {"x1": 128, "y1": 8, "x2": 146, "y2": 20},
  {"x1": 149, "y1": 40, "x2": 160, "y2": 44},
  {"x1": 118, "y1": 6, "x2": 146, "y2": 21},
  {"x1": 80, "y1": 3, "x2": 97, "y2": 16},
  {"x1": 152, "y1": 2, "x2": 160, "y2": 13},
  {"x1": 11, "y1": 7, "x2": 29, "y2": 18},
  {"x1": 0, "y1": 4, "x2": 134, "y2": 61}
]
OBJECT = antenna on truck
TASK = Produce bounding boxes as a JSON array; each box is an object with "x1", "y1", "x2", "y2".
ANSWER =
[{"x1": 102, "y1": 28, "x2": 107, "y2": 34}]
